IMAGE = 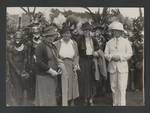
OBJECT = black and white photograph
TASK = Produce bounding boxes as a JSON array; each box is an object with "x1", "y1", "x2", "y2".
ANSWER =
[{"x1": 6, "y1": 7, "x2": 144, "y2": 106}]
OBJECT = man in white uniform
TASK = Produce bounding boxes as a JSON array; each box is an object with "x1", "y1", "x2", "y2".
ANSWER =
[{"x1": 104, "y1": 21, "x2": 133, "y2": 106}]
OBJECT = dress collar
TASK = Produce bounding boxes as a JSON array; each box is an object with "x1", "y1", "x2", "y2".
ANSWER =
[{"x1": 61, "y1": 39, "x2": 73, "y2": 45}]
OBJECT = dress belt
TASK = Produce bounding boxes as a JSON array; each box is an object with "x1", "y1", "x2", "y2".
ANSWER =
[{"x1": 59, "y1": 56, "x2": 74, "y2": 61}]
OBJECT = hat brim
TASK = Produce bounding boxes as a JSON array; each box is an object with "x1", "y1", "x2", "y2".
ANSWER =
[
  {"x1": 28, "y1": 23, "x2": 39, "y2": 27},
  {"x1": 43, "y1": 32, "x2": 58, "y2": 37},
  {"x1": 110, "y1": 28, "x2": 125, "y2": 32},
  {"x1": 60, "y1": 29, "x2": 71, "y2": 34}
]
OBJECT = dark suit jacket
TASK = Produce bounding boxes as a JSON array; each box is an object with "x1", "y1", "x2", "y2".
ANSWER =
[
  {"x1": 77, "y1": 35, "x2": 100, "y2": 56},
  {"x1": 35, "y1": 41, "x2": 58, "y2": 75}
]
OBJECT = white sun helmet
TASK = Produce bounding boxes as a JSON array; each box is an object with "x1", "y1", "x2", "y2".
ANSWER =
[{"x1": 109, "y1": 21, "x2": 125, "y2": 32}]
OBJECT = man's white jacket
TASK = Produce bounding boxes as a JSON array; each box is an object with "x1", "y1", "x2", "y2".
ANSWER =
[{"x1": 104, "y1": 37, "x2": 133, "y2": 73}]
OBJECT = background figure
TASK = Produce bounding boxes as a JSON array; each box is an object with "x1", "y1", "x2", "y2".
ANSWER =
[
  {"x1": 23, "y1": 25, "x2": 42, "y2": 105},
  {"x1": 134, "y1": 32, "x2": 144, "y2": 91},
  {"x1": 104, "y1": 21, "x2": 133, "y2": 106},
  {"x1": 92, "y1": 24, "x2": 109, "y2": 97},
  {"x1": 6, "y1": 34, "x2": 16, "y2": 106},
  {"x1": 7, "y1": 31, "x2": 28, "y2": 106}
]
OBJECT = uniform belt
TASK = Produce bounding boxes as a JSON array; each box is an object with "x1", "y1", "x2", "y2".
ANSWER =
[{"x1": 112, "y1": 60, "x2": 126, "y2": 62}]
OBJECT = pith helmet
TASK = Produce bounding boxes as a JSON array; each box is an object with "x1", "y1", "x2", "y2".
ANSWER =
[{"x1": 109, "y1": 21, "x2": 125, "y2": 32}]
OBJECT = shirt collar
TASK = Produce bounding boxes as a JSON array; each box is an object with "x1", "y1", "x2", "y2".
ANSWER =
[
  {"x1": 114, "y1": 36, "x2": 123, "y2": 41},
  {"x1": 61, "y1": 39, "x2": 73, "y2": 45}
]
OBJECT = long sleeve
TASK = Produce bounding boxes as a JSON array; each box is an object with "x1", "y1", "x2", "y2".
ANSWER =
[
  {"x1": 93, "y1": 38, "x2": 100, "y2": 51},
  {"x1": 8, "y1": 49, "x2": 21, "y2": 75},
  {"x1": 35, "y1": 43, "x2": 49, "y2": 72},
  {"x1": 73, "y1": 41, "x2": 79, "y2": 65},
  {"x1": 104, "y1": 42, "x2": 112, "y2": 62},
  {"x1": 120, "y1": 40, "x2": 133, "y2": 61},
  {"x1": 96, "y1": 49, "x2": 107, "y2": 78},
  {"x1": 97, "y1": 49, "x2": 104, "y2": 58},
  {"x1": 23, "y1": 47, "x2": 28, "y2": 71}
]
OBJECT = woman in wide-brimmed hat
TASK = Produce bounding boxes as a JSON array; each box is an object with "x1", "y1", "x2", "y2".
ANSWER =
[
  {"x1": 55, "y1": 26, "x2": 80, "y2": 106},
  {"x1": 34, "y1": 25, "x2": 61, "y2": 106},
  {"x1": 77, "y1": 22, "x2": 100, "y2": 106}
]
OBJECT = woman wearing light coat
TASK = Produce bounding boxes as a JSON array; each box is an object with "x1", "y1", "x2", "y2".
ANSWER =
[{"x1": 55, "y1": 26, "x2": 80, "y2": 106}]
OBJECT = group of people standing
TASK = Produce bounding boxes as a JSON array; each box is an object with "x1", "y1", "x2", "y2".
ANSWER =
[{"x1": 6, "y1": 20, "x2": 133, "y2": 106}]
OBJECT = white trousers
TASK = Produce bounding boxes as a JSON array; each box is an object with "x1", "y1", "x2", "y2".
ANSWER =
[{"x1": 110, "y1": 72, "x2": 128, "y2": 106}]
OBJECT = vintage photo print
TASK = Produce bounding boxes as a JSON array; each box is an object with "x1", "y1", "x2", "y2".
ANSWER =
[{"x1": 6, "y1": 7, "x2": 144, "y2": 106}]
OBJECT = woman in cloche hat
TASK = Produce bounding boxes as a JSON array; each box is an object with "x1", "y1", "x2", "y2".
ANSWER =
[{"x1": 34, "y1": 25, "x2": 61, "y2": 106}]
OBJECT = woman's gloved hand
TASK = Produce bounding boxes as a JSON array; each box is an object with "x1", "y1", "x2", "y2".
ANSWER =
[
  {"x1": 57, "y1": 68, "x2": 63, "y2": 75},
  {"x1": 21, "y1": 71, "x2": 30, "y2": 79},
  {"x1": 47, "y1": 68, "x2": 59, "y2": 77},
  {"x1": 73, "y1": 64, "x2": 80, "y2": 72}
]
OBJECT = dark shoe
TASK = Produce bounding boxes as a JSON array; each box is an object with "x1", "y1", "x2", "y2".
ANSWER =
[
  {"x1": 70, "y1": 100, "x2": 74, "y2": 106},
  {"x1": 83, "y1": 99, "x2": 88, "y2": 106}
]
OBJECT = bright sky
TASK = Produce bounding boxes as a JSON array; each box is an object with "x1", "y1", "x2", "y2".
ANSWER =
[{"x1": 7, "y1": 7, "x2": 144, "y2": 19}]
